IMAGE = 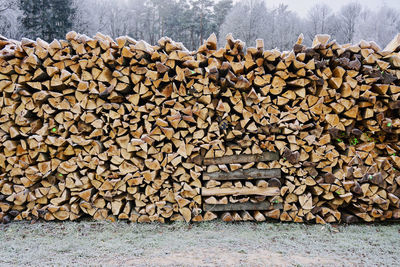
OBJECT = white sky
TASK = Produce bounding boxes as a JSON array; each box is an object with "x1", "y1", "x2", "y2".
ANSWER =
[{"x1": 234, "y1": 0, "x2": 400, "y2": 18}]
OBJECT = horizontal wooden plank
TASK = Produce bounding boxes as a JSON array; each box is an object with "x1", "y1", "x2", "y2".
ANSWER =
[
  {"x1": 203, "y1": 201, "x2": 283, "y2": 212},
  {"x1": 203, "y1": 168, "x2": 281, "y2": 181},
  {"x1": 201, "y1": 187, "x2": 280, "y2": 197},
  {"x1": 202, "y1": 151, "x2": 279, "y2": 165}
]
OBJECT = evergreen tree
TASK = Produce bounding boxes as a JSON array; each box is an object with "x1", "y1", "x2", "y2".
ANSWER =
[
  {"x1": 19, "y1": 0, "x2": 75, "y2": 41},
  {"x1": 190, "y1": 0, "x2": 214, "y2": 48},
  {"x1": 213, "y1": 0, "x2": 233, "y2": 40}
]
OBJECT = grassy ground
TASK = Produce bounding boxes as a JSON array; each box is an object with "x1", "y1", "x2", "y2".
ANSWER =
[{"x1": 0, "y1": 221, "x2": 399, "y2": 266}]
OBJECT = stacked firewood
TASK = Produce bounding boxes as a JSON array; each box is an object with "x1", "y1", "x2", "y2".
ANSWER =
[
  {"x1": 0, "y1": 32, "x2": 205, "y2": 223},
  {"x1": 0, "y1": 31, "x2": 400, "y2": 224}
]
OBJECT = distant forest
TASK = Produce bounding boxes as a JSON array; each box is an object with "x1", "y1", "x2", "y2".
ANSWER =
[{"x1": 1, "y1": 0, "x2": 399, "y2": 50}]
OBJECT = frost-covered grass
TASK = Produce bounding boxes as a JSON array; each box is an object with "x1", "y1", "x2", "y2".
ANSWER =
[{"x1": 0, "y1": 221, "x2": 399, "y2": 266}]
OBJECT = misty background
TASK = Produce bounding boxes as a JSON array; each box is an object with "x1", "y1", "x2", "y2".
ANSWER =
[{"x1": 1, "y1": 0, "x2": 399, "y2": 51}]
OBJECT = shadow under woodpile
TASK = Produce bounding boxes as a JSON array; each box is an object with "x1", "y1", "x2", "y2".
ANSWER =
[{"x1": 0, "y1": 31, "x2": 400, "y2": 224}]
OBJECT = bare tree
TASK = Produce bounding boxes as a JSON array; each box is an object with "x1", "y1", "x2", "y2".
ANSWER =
[
  {"x1": 376, "y1": 6, "x2": 400, "y2": 47},
  {"x1": 219, "y1": 0, "x2": 268, "y2": 47},
  {"x1": 306, "y1": 4, "x2": 335, "y2": 42},
  {"x1": 72, "y1": 0, "x2": 138, "y2": 39},
  {"x1": 269, "y1": 4, "x2": 302, "y2": 51},
  {"x1": 338, "y1": 2, "x2": 362, "y2": 43},
  {"x1": 0, "y1": 0, "x2": 20, "y2": 39},
  {"x1": 95, "y1": 0, "x2": 136, "y2": 38},
  {"x1": 0, "y1": 0, "x2": 17, "y2": 13}
]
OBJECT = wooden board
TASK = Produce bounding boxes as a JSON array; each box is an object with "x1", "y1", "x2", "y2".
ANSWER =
[
  {"x1": 201, "y1": 187, "x2": 280, "y2": 197},
  {"x1": 203, "y1": 152, "x2": 279, "y2": 165},
  {"x1": 203, "y1": 168, "x2": 281, "y2": 181},
  {"x1": 203, "y1": 201, "x2": 283, "y2": 212}
]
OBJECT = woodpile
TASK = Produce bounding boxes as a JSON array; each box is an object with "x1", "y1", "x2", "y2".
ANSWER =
[{"x1": 1, "y1": 31, "x2": 400, "y2": 224}]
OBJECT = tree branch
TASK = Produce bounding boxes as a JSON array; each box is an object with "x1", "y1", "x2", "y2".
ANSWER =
[{"x1": 0, "y1": 6, "x2": 10, "y2": 13}]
